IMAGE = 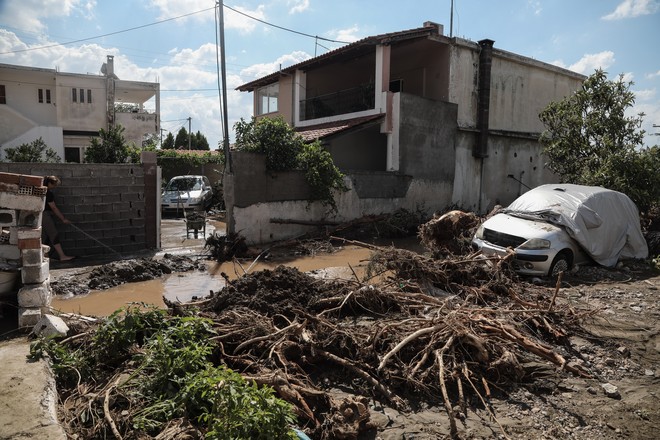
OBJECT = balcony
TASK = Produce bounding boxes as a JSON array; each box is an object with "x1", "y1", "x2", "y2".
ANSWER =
[{"x1": 300, "y1": 83, "x2": 375, "y2": 121}]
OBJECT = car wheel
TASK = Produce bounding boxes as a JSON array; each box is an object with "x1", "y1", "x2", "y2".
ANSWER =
[{"x1": 549, "y1": 251, "x2": 572, "y2": 277}]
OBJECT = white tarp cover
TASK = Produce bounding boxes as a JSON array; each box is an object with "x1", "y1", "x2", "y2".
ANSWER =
[{"x1": 502, "y1": 184, "x2": 648, "y2": 267}]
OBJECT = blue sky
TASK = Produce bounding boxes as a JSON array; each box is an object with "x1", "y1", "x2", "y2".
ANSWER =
[{"x1": 1, "y1": 0, "x2": 658, "y2": 148}]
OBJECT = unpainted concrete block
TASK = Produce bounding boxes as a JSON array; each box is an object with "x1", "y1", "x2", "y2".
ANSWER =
[
  {"x1": 18, "y1": 281, "x2": 52, "y2": 308},
  {"x1": 0, "y1": 244, "x2": 20, "y2": 260},
  {"x1": 32, "y1": 314, "x2": 68, "y2": 338},
  {"x1": 0, "y1": 192, "x2": 45, "y2": 211},
  {"x1": 17, "y1": 210, "x2": 42, "y2": 228},
  {"x1": 17, "y1": 227, "x2": 42, "y2": 240},
  {"x1": 18, "y1": 307, "x2": 42, "y2": 328},
  {"x1": 21, "y1": 247, "x2": 45, "y2": 266},
  {"x1": 21, "y1": 260, "x2": 49, "y2": 284},
  {"x1": 0, "y1": 209, "x2": 17, "y2": 227},
  {"x1": 9, "y1": 227, "x2": 17, "y2": 245}
]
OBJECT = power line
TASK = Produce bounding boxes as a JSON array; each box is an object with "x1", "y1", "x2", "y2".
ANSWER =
[
  {"x1": 223, "y1": 4, "x2": 350, "y2": 44},
  {"x1": 0, "y1": 6, "x2": 216, "y2": 55},
  {"x1": 1, "y1": 3, "x2": 349, "y2": 57}
]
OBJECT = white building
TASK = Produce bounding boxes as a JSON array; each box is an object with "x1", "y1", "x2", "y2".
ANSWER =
[{"x1": 0, "y1": 56, "x2": 160, "y2": 162}]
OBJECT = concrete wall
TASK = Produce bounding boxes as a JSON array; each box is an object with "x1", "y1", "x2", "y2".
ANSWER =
[
  {"x1": 489, "y1": 52, "x2": 584, "y2": 133},
  {"x1": 451, "y1": 130, "x2": 558, "y2": 213},
  {"x1": 398, "y1": 93, "x2": 457, "y2": 180},
  {"x1": 55, "y1": 73, "x2": 106, "y2": 133},
  {"x1": 0, "y1": 161, "x2": 159, "y2": 257},
  {"x1": 226, "y1": 151, "x2": 453, "y2": 244},
  {"x1": 325, "y1": 124, "x2": 387, "y2": 171}
]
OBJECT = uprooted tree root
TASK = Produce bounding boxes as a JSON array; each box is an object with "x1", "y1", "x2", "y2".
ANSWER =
[{"x1": 41, "y1": 244, "x2": 601, "y2": 439}]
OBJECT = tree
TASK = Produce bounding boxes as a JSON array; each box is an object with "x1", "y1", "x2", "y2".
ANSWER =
[
  {"x1": 3, "y1": 137, "x2": 61, "y2": 163},
  {"x1": 162, "y1": 132, "x2": 175, "y2": 150},
  {"x1": 194, "y1": 131, "x2": 210, "y2": 150},
  {"x1": 234, "y1": 116, "x2": 346, "y2": 211},
  {"x1": 539, "y1": 69, "x2": 659, "y2": 212},
  {"x1": 174, "y1": 128, "x2": 189, "y2": 150},
  {"x1": 85, "y1": 124, "x2": 131, "y2": 163}
]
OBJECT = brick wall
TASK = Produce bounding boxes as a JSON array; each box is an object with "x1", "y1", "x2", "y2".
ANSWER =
[{"x1": 0, "y1": 161, "x2": 159, "y2": 258}]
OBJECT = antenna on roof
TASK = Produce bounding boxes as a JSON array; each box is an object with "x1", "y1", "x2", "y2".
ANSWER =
[{"x1": 450, "y1": 0, "x2": 454, "y2": 37}]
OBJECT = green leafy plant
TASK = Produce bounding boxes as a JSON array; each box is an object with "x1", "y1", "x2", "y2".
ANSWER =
[
  {"x1": 297, "y1": 141, "x2": 347, "y2": 211},
  {"x1": 30, "y1": 306, "x2": 299, "y2": 438},
  {"x1": 138, "y1": 316, "x2": 216, "y2": 396},
  {"x1": 3, "y1": 137, "x2": 61, "y2": 163},
  {"x1": 234, "y1": 116, "x2": 347, "y2": 211},
  {"x1": 85, "y1": 124, "x2": 132, "y2": 163},
  {"x1": 539, "y1": 69, "x2": 659, "y2": 212},
  {"x1": 156, "y1": 149, "x2": 225, "y2": 180},
  {"x1": 179, "y1": 367, "x2": 298, "y2": 440}
]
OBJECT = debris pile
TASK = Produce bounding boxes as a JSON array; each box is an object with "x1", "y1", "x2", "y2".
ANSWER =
[
  {"x1": 418, "y1": 210, "x2": 480, "y2": 256},
  {"x1": 37, "y1": 208, "x2": 660, "y2": 439}
]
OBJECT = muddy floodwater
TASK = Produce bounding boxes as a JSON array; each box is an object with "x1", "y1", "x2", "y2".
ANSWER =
[{"x1": 50, "y1": 243, "x2": 384, "y2": 317}]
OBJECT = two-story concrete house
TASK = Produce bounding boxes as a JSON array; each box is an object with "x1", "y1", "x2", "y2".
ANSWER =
[
  {"x1": 229, "y1": 21, "x2": 585, "y2": 243},
  {"x1": 0, "y1": 56, "x2": 160, "y2": 162}
]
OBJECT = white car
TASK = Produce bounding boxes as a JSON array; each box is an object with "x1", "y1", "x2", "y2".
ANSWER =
[
  {"x1": 472, "y1": 184, "x2": 648, "y2": 277},
  {"x1": 161, "y1": 175, "x2": 213, "y2": 213}
]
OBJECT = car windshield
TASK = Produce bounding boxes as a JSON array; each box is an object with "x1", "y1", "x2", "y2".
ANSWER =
[{"x1": 166, "y1": 177, "x2": 202, "y2": 191}]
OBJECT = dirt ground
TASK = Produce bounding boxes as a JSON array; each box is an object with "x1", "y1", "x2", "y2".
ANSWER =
[{"x1": 45, "y1": 239, "x2": 660, "y2": 439}]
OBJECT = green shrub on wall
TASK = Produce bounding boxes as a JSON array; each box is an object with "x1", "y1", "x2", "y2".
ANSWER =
[
  {"x1": 234, "y1": 116, "x2": 346, "y2": 211},
  {"x1": 155, "y1": 150, "x2": 225, "y2": 180}
]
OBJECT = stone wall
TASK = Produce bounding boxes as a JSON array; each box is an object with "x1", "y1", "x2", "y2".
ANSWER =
[{"x1": 0, "y1": 157, "x2": 159, "y2": 258}]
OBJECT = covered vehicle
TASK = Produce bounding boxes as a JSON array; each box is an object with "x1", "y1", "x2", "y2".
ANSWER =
[
  {"x1": 472, "y1": 184, "x2": 648, "y2": 276},
  {"x1": 161, "y1": 175, "x2": 213, "y2": 212}
]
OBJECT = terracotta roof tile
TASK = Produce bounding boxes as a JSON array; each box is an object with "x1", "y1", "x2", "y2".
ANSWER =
[{"x1": 297, "y1": 114, "x2": 385, "y2": 141}]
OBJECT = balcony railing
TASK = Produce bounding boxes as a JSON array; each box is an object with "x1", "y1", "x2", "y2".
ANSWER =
[{"x1": 300, "y1": 83, "x2": 375, "y2": 121}]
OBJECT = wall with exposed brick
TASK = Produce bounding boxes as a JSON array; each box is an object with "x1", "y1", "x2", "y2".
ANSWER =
[{"x1": 0, "y1": 159, "x2": 159, "y2": 258}]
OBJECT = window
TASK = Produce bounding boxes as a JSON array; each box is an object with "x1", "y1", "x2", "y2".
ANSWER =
[
  {"x1": 256, "y1": 83, "x2": 278, "y2": 115},
  {"x1": 87, "y1": 89, "x2": 92, "y2": 103},
  {"x1": 80, "y1": 88, "x2": 85, "y2": 103},
  {"x1": 38, "y1": 89, "x2": 51, "y2": 104},
  {"x1": 72, "y1": 88, "x2": 77, "y2": 102},
  {"x1": 64, "y1": 147, "x2": 81, "y2": 163},
  {"x1": 0, "y1": 85, "x2": 5, "y2": 104}
]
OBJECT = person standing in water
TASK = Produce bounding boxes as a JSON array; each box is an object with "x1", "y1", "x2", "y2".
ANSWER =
[{"x1": 42, "y1": 175, "x2": 75, "y2": 261}]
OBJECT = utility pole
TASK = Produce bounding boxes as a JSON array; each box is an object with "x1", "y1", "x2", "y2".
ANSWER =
[
  {"x1": 187, "y1": 117, "x2": 192, "y2": 150},
  {"x1": 219, "y1": 1, "x2": 232, "y2": 171}
]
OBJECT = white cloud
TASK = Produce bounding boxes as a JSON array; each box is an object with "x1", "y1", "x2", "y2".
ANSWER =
[
  {"x1": 646, "y1": 70, "x2": 660, "y2": 79},
  {"x1": 288, "y1": 0, "x2": 310, "y2": 14},
  {"x1": 239, "y1": 51, "x2": 311, "y2": 81},
  {"x1": 634, "y1": 101, "x2": 660, "y2": 146},
  {"x1": 633, "y1": 88, "x2": 656, "y2": 101},
  {"x1": 602, "y1": 0, "x2": 659, "y2": 20},
  {"x1": 327, "y1": 26, "x2": 362, "y2": 44},
  {"x1": 621, "y1": 72, "x2": 635, "y2": 83},
  {"x1": 148, "y1": 0, "x2": 216, "y2": 21},
  {"x1": 528, "y1": 0, "x2": 542, "y2": 16},
  {"x1": 224, "y1": 5, "x2": 268, "y2": 34},
  {"x1": 554, "y1": 51, "x2": 616, "y2": 75},
  {"x1": 0, "y1": 0, "x2": 89, "y2": 33}
]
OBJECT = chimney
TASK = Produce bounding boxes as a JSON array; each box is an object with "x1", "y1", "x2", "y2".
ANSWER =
[
  {"x1": 423, "y1": 21, "x2": 444, "y2": 36},
  {"x1": 474, "y1": 39, "x2": 494, "y2": 158},
  {"x1": 105, "y1": 55, "x2": 114, "y2": 77}
]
